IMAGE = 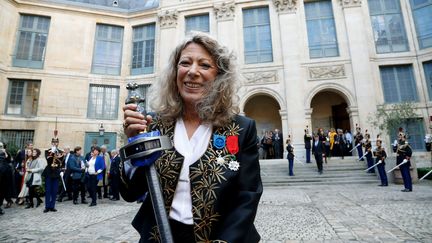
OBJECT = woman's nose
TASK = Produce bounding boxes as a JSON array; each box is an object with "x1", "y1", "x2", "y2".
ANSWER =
[{"x1": 187, "y1": 63, "x2": 199, "y2": 76}]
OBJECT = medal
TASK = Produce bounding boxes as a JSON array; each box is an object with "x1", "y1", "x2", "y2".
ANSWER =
[
  {"x1": 213, "y1": 134, "x2": 226, "y2": 150},
  {"x1": 226, "y1": 135, "x2": 239, "y2": 155},
  {"x1": 228, "y1": 159, "x2": 240, "y2": 171},
  {"x1": 216, "y1": 150, "x2": 225, "y2": 165}
]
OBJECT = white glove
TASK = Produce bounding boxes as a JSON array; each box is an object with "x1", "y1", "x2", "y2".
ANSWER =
[
  {"x1": 378, "y1": 160, "x2": 382, "y2": 164},
  {"x1": 60, "y1": 171, "x2": 64, "y2": 177},
  {"x1": 402, "y1": 159, "x2": 408, "y2": 163}
]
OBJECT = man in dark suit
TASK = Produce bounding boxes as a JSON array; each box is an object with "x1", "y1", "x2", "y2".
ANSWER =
[
  {"x1": 272, "y1": 129, "x2": 283, "y2": 159},
  {"x1": 312, "y1": 133, "x2": 325, "y2": 174},
  {"x1": 304, "y1": 128, "x2": 312, "y2": 163},
  {"x1": 109, "y1": 149, "x2": 121, "y2": 201}
]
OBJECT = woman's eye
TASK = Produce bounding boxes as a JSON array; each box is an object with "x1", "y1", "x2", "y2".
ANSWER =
[
  {"x1": 200, "y1": 64, "x2": 211, "y2": 69},
  {"x1": 178, "y1": 61, "x2": 190, "y2": 66}
]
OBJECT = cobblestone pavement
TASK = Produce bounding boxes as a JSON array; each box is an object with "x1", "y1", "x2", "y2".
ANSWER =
[{"x1": 1, "y1": 181, "x2": 431, "y2": 242}]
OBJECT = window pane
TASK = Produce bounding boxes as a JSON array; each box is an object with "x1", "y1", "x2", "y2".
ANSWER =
[
  {"x1": 423, "y1": 61, "x2": 432, "y2": 100},
  {"x1": 88, "y1": 85, "x2": 119, "y2": 119},
  {"x1": 242, "y1": 7, "x2": 273, "y2": 64},
  {"x1": 13, "y1": 15, "x2": 50, "y2": 69},
  {"x1": 410, "y1": 0, "x2": 432, "y2": 49},
  {"x1": 305, "y1": 0, "x2": 339, "y2": 58},
  {"x1": 185, "y1": 14, "x2": 209, "y2": 33},
  {"x1": 131, "y1": 24, "x2": 155, "y2": 75},
  {"x1": 380, "y1": 65, "x2": 418, "y2": 103},
  {"x1": 92, "y1": 24, "x2": 124, "y2": 75},
  {"x1": 7, "y1": 80, "x2": 40, "y2": 116},
  {"x1": 369, "y1": 0, "x2": 408, "y2": 53},
  {"x1": 0, "y1": 130, "x2": 34, "y2": 150},
  {"x1": 391, "y1": 119, "x2": 426, "y2": 150}
]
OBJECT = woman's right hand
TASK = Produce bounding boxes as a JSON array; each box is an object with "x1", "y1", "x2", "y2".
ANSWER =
[{"x1": 122, "y1": 104, "x2": 152, "y2": 138}]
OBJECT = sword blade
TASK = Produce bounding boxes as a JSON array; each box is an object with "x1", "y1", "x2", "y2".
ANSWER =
[
  {"x1": 364, "y1": 161, "x2": 381, "y2": 172},
  {"x1": 145, "y1": 164, "x2": 174, "y2": 243},
  {"x1": 419, "y1": 169, "x2": 432, "y2": 181},
  {"x1": 387, "y1": 160, "x2": 408, "y2": 174}
]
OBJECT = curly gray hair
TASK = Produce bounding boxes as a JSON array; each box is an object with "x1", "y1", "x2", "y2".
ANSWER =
[{"x1": 150, "y1": 32, "x2": 240, "y2": 127}]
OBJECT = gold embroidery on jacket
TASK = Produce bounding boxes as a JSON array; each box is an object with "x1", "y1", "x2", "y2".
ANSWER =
[{"x1": 147, "y1": 117, "x2": 241, "y2": 242}]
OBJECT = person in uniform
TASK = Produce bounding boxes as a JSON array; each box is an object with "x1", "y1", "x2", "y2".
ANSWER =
[
  {"x1": 286, "y1": 137, "x2": 295, "y2": 176},
  {"x1": 354, "y1": 124, "x2": 364, "y2": 161},
  {"x1": 304, "y1": 126, "x2": 312, "y2": 163},
  {"x1": 374, "y1": 137, "x2": 388, "y2": 186},
  {"x1": 43, "y1": 136, "x2": 64, "y2": 212},
  {"x1": 364, "y1": 131, "x2": 375, "y2": 173},
  {"x1": 395, "y1": 130, "x2": 413, "y2": 192}
]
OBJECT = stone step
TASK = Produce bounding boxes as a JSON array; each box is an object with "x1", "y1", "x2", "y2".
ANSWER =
[{"x1": 259, "y1": 158, "x2": 380, "y2": 186}]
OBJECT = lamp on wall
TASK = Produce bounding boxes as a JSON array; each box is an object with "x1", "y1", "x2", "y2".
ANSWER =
[{"x1": 99, "y1": 123, "x2": 105, "y2": 136}]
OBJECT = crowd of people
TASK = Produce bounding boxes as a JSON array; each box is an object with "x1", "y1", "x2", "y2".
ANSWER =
[
  {"x1": 0, "y1": 138, "x2": 121, "y2": 215},
  {"x1": 297, "y1": 125, "x2": 413, "y2": 192}
]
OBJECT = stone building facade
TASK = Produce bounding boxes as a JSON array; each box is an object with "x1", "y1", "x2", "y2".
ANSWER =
[{"x1": 0, "y1": 0, "x2": 431, "y2": 164}]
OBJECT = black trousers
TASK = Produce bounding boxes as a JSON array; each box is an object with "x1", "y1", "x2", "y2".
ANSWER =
[
  {"x1": 314, "y1": 152, "x2": 323, "y2": 172},
  {"x1": 87, "y1": 175, "x2": 97, "y2": 204},
  {"x1": 169, "y1": 219, "x2": 196, "y2": 243},
  {"x1": 110, "y1": 174, "x2": 120, "y2": 200},
  {"x1": 72, "y1": 179, "x2": 86, "y2": 201}
]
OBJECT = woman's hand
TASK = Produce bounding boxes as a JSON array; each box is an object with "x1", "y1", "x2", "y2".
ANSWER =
[{"x1": 122, "y1": 104, "x2": 152, "y2": 138}]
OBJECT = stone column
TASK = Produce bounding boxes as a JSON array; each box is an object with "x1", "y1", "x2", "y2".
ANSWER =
[
  {"x1": 214, "y1": 2, "x2": 236, "y2": 47},
  {"x1": 158, "y1": 10, "x2": 178, "y2": 69},
  {"x1": 339, "y1": 0, "x2": 376, "y2": 130},
  {"x1": 272, "y1": 0, "x2": 304, "y2": 155}
]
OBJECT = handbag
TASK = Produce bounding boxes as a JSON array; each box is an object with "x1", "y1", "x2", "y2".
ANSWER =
[{"x1": 26, "y1": 173, "x2": 34, "y2": 187}]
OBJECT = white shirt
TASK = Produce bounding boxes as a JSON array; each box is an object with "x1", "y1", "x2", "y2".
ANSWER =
[
  {"x1": 169, "y1": 118, "x2": 212, "y2": 225},
  {"x1": 88, "y1": 157, "x2": 96, "y2": 175},
  {"x1": 64, "y1": 153, "x2": 70, "y2": 168}
]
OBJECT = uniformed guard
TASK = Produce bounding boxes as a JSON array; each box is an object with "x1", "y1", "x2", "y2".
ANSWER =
[
  {"x1": 286, "y1": 136, "x2": 295, "y2": 176},
  {"x1": 374, "y1": 136, "x2": 388, "y2": 186},
  {"x1": 396, "y1": 129, "x2": 413, "y2": 192},
  {"x1": 43, "y1": 132, "x2": 64, "y2": 212},
  {"x1": 354, "y1": 124, "x2": 364, "y2": 161},
  {"x1": 364, "y1": 130, "x2": 375, "y2": 173},
  {"x1": 304, "y1": 126, "x2": 312, "y2": 163}
]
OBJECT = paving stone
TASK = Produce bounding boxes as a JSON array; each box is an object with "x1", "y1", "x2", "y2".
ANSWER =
[{"x1": 1, "y1": 180, "x2": 431, "y2": 242}]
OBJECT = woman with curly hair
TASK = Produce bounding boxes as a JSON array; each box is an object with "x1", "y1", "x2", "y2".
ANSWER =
[{"x1": 121, "y1": 32, "x2": 262, "y2": 243}]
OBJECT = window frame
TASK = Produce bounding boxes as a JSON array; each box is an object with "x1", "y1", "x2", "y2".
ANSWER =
[
  {"x1": 185, "y1": 13, "x2": 210, "y2": 34},
  {"x1": 368, "y1": 0, "x2": 409, "y2": 53},
  {"x1": 5, "y1": 79, "x2": 41, "y2": 117},
  {"x1": 242, "y1": 6, "x2": 274, "y2": 64},
  {"x1": 131, "y1": 23, "x2": 156, "y2": 75},
  {"x1": 304, "y1": 0, "x2": 340, "y2": 59},
  {"x1": 87, "y1": 84, "x2": 120, "y2": 120},
  {"x1": 379, "y1": 65, "x2": 419, "y2": 103},
  {"x1": 12, "y1": 14, "x2": 51, "y2": 69},
  {"x1": 91, "y1": 23, "x2": 124, "y2": 76},
  {"x1": 410, "y1": 0, "x2": 432, "y2": 49}
]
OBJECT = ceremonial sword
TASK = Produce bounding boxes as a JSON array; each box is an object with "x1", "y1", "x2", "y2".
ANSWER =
[
  {"x1": 349, "y1": 143, "x2": 361, "y2": 153},
  {"x1": 387, "y1": 159, "x2": 408, "y2": 174},
  {"x1": 419, "y1": 169, "x2": 432, "y2": 181},
  {"x1": 364, "y1": 160, "x2": 381, "y2": 172},
  {"x1": 119, "y1": 83, "x2": 174, "y2": 243}
]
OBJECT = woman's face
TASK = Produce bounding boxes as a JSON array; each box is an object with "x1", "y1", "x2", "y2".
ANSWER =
[
  {"x1": 176, "y1": 43, "x2": 218, "y2": 107},
  {"x1": 32, "y1": 150, "x2": 37, "y2": 157},
  {"x1": 26, "y1": 149, "x2": 32, "y2": 156}
]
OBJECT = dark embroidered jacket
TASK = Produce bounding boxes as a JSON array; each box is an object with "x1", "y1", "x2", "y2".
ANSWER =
[{"x1": 120, "y1": 115, "x2": 263, "y2": 243}]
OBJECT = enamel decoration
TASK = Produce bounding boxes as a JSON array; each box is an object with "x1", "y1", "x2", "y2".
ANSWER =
[
  {"x1": 228, "y1": 160, "x2": 240, "y2": 171},
  {"x1": 213, "y1": 134, "x2": 226, "y2": 150}
]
